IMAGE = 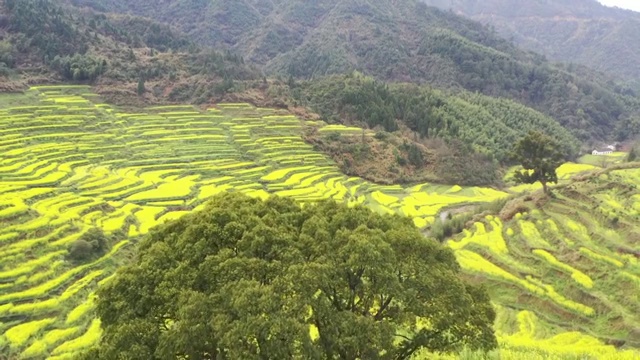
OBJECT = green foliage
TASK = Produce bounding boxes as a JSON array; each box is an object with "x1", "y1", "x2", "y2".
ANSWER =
[
  {"x1": 82, "y1": 228, "x2": 109, "y2": 253},
  {"x1": 85, "y1": 193, "x2": 497, "y2": 359},
  {"x1": 434, "y1": 140, "x2": 501, "y2": 186},
  {"x1": 68, "y1": 240, "x2": 96, "y2": 262},
  {"x1": 512, "y1": 131, "x2": 565, "y2": 194},
  {"x1": 68, "y1": 228, "x2": 110, "y2": 262},
  {"x1": 104, "y1": 15, "x2": 192, "y2": 52},
  {"x1": 422, "y1": 0, "x2": 640, "y2": 81},
  {"x1": 5, "y1": 0, "x2": 87, "y2": 59},
  {"x1": 431, "y1": 215, "x2": 472, "y2": 243},
  {"x1": 615, "y1": 116, "x2": 640, "y2": 141},
  {"x1": 0, "y1": 41, "x2": 15, "y2": 68},
  {"x1": 628, "y1": 146, "x2": 638, "y2": 162},
  {"x1": 50, "y1": 54, "x2": 106, "y2": 81},
  {"x1": 297, "y1": 74, "x2": 579, "y2": 163},
  {"x1": 187, "y1": 49, "x2": 255, "y2": 80},
  {"x1": 405, "y1": 142, "x2": 425, "y2": 168},
  {"x1": 2, "y1": 0, "x2": 258, "y2": 86},
  {"x1": 137, "y1": 78, "x2": 146, "y2": 96}
]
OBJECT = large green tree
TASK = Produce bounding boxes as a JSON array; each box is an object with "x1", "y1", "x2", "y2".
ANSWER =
[
  {"x1": 512, "y1": 131, "x2": 565, "y2": 194},
  {"x1": 82, "y1": 193, "x2": 496, "y2": 359}
]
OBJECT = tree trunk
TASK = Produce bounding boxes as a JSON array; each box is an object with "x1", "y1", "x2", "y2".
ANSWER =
[{"x1": 541, "y1": 180, "x2": 548, "y2": 194}]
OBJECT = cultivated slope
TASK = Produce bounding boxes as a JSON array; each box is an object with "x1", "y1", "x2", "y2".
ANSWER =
[
  {"x1": 0, "y1": 86, "x2": 512, "y2": 358},
  {"x1": 0, "y1": 87, "x2": 637, "y2": 358},
  {"x1": 447, "y1": 165, "x2": 640, "y2": 356}
]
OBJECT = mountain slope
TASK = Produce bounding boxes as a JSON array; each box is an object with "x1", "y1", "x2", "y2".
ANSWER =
[
  {"x1": 0, "y1": 0, "x2": 259, "y2": 97},
  {"x1": 284, "y1": 73, "x2": 579, "y2": 186},
  {"x1": 66, "y1": 0, "x2": 640, "y2": 142},
  {"x1": 421, "y1": 0, "x2": 640, "y2": 82},
  {"x1": 0, "y1": 0, "x2": 579, "y2": 187}
]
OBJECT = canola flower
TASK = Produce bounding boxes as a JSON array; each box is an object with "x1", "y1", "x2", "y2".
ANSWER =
[
  {"x1": 498, "y1": 311, "x2": 638, "y2": 359},
  {"x1": 0, "y1": 87, "x2": 638, "y2": 358},
  {"x1": 5, "y1": 318, "x2": 56, "y2": 348},
  {"x1": 66, "y1": 294, "x2": 95, "y2": 325},
  {"x1": 51, "y1": 319, "x2": 102, "y2": 355},
  {"x1": 579, "y1": 247, "x2": 624, "y2": 268},
  {"x1": 448, "y1": 217, "x2": 508, "y2": 255},
  {"x1": 519, "y1": 220, "x2": 553, "y2": 248},
  {"x1": 21, "y1": 326, "x2": 81, "y2": 358},
  {"x1": 532, "y1": 249, "x2": 594, "y2": 288}
]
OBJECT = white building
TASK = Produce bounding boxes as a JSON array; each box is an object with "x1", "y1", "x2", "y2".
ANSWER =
[{"x1": 592, "y1": 149, "x2": 613, "y2": 156}]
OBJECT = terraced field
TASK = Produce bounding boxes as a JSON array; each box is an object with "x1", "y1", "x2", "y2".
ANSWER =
[
  {"x1": 0, "y1": 86, "x2": 513, "y2": 358},
  {"x1": 448, "y1": 169, "x2": 640, "y2": 359},
  {"x1": 0, "y1": 86, "x2": 637, "y2": 359}
]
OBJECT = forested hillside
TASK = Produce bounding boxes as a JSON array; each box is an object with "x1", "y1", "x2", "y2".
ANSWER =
[
  {"x1": 0, "y1": 0, "x2": 259, "y2": 98},
  {"x1": 271, "y1": 73, "x2": 578, "y2": 186},
  {"x1": 66, "y1": 0, "x2": 640, "y2": 142},
  {"x1": 422, "y1": 0, "x2": 640, "y2": 82}
]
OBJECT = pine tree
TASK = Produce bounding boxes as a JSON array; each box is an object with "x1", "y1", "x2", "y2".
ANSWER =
[
  {"x1": 137, "y1": 78, "x2": 145, "y2": 96},
  {"x1": 628, "y1": 147, "x2": 637, "y2": 162}
]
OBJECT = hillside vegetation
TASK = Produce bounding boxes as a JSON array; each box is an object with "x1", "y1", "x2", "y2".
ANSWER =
[
  {"x1": 294, "y1": 74, "x2": 579, "y2": 160},
  {"x1": 0, "y1": 0, "x2": 258, "y2": 97},
  {"x1": 446, "y1": 166, "x2": 640, "y2": 353},
  {"x1": 273, "y1": 73, "x2": 579, "y2": 186},
  {"x1": 67, "y1": 0, "x2": 640, "y2": 142},
  {"x1": 1, "y1": 0, "x2": 640, "y2": 359},
  {"x1": 0, "y1": 87, "x2": 637, "y2": 358},
  {"x1": 84, "y1": 193, "x2": 497, "y2": 359},
  {"x1": 0, "y1": 86, "x2": 517, "y2": 358},
  {"x1": 422, "y1": 0, "x2": 640, "y2": 82},
  {"x1": 2, "y1": 0, "x2": 639, "y2": 167}
]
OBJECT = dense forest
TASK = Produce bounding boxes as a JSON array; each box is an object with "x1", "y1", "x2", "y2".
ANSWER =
[
  {"x1": 0, "y1": 0, "x2": 258, "y2": 92},
  {"x1": 293, "y1": 73, "x2": 579, "y2": 161},
  {"x1": 64, "y1": 0, "x2": 640, "y2": 142},
  {"x1": 422, "y1": 0, "x2": 640, "y2": 83}
]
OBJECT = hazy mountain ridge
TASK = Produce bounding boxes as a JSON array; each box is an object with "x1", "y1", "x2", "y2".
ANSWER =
[{"x1": 421, "y1": 0, "x2": 640, "y2": 82}]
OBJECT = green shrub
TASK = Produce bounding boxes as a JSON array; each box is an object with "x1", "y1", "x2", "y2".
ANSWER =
[
  {"x1": 67, "y1": 228, "x2": 110, "y2": 262},
  {"x1": 325, "y1": 132, "x2": 342, "y2": 142},
  {"x1": 628, "y1": 147, "x2": 637, "y2": 162},
  {"x1": 0, "y1": 40, "x2": 15, "y2": 68},
  {"x1": 50, "y1": 54, "x2": 106, "y2": 81},
  {"x1": 431, "y1": 214, "x2": 473, "y2": 242},
  {"x1": 68, "y1": 240, "x2": 95, "y2": 262}
]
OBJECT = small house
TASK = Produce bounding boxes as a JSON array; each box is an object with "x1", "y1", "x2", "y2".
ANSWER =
[{"x1": 592, "y1": 149, "x2": 613, "y2": 156}]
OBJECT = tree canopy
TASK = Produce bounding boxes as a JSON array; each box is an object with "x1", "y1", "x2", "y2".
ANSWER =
[
  {"x1": 83, "y1": 193, "x2": 497, "y2": 359},
  {"x1": 512, "y1": 131, "x2": 565, "y2": 194}
]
